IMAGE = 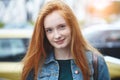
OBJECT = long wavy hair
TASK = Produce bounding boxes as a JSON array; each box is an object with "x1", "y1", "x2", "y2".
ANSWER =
[{"x1": 22, "y1": 0, "x2": 99, "y2": 80}]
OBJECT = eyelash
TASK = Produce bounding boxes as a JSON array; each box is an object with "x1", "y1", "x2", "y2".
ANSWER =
[
  {"x1": 46, "y1": 29, "x2": 52, "y2": 33},
  {"x1": 59, "y1": 24, "x2": 66, "y2": 29}
]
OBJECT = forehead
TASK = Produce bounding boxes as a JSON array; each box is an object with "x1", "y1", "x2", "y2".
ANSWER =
[{"x1": 44, "y1": 11, "x2": 66, "y2": 28}]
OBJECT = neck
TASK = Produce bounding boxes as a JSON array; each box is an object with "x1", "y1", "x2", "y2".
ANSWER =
[{"x1": 54, "y1": 47, "x2": 73, "y2": 60}]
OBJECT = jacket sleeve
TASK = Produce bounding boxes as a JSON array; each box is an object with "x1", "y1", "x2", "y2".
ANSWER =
[
  {"x1": 26, "y1": 69, "x2": 34, "y2": 80},
  {"x1": 98, "y1": 55, "x2": 110, "y2": 80}
]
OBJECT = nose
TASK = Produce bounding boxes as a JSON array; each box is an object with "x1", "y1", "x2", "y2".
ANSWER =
[{"x1": 54, "y1": 30, "x2": 61, "y2": 39}]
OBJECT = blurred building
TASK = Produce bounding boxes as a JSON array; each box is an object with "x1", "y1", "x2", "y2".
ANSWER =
[{"x1": 0, "y1": 0, "x2": 120, "y2": 28}]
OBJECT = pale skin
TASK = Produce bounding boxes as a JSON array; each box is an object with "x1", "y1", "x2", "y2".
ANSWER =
[{"x1": 44, "y1": 11, "x2": 73, "y2": 60}]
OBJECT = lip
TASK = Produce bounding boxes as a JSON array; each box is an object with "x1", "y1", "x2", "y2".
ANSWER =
[{"x1": 55, "y1": 39, "x2": 65, "y2": 44}]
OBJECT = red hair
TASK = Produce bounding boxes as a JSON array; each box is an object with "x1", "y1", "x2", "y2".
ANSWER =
[{"x1": 22, "y1": 0, "x2": 99, "y2": 80}]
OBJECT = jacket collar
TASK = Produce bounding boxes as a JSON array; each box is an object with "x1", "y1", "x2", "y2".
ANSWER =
[
  {"x1": 44, "y1": 50, "x2": 92, "y2": 64},
  {"x1": 44, "y1": 51, "x2": 56, "y2": 64}
]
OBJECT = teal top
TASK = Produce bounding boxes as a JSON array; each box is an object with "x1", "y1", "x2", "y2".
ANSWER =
[{"x1": 57, "y1": 60, "x2": 73, "y2": 80}]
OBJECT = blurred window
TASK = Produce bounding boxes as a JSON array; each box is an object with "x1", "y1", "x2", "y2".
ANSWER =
[
  {"x1": 106, "y1": 30, "x2": 120, "y2": 42},
  {"x1": 0, "y1": 38, "x2": 29, "y2": 62}
]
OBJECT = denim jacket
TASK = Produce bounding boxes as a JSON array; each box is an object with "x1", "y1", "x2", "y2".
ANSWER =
[{"x1": 27, "y1": 51, "x2": 110, "y2": 80}]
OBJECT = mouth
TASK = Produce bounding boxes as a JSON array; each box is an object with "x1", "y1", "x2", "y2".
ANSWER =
[{"x1": 55, "y1": 39, "x2": 65, "y2": 44}]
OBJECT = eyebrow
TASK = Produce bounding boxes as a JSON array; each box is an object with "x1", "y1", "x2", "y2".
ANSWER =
[
  {"x1": 57, "y1": 22, "x2": 66, "y2": 26},
  {"x1": 44, "y1": 22, "x2": 66, "y2": 29},
  {"x1": 44, "y1": 27, "x2": 52, "y2": 29}
]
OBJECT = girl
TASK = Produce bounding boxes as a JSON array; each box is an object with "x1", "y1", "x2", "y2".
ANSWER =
[{"x1": 22, "y1": 0, "x2": 110, "y2": 80}]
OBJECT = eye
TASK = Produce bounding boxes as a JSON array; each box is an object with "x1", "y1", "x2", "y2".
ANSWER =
[
  {"x1": 59, "y1": 24, "x2": 66, "y2": 30},
  {"x1": 45, "y1": 28, "x2": 53, "y2": 33}
]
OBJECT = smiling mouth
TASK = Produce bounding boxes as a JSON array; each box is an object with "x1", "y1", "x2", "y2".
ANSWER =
[{"x1": 55, "y1": 39, "x2": 65, "y2": 44}]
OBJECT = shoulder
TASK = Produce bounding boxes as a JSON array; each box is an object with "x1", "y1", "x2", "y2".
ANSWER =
[
  {"x1": 26, "y1": 69, "x2": 34, "y2": 80},
  {"x1": 86, "y1": 50, "x2": 108, "y2": 72},
  {"x1": 85, "y1": 50, "x2": 105, "y2": 65},
  {"x1": 85, "y1": 51, "x2": 110, "y2": 79}
]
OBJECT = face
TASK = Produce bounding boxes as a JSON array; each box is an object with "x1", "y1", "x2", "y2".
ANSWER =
[{"x1": 44, "y1": 11, "x2": 71, "y2": 49}]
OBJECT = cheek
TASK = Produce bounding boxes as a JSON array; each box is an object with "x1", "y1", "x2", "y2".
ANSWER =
[
  {"x1": 46, "y1": 34, "x2": 52, "y2": 42},
  {"x1": 67, "y1": 30, "x2": 72, "y2": 41},
  {"x1": 65, "y1": 29, "x2": 71, "y2": 37}
]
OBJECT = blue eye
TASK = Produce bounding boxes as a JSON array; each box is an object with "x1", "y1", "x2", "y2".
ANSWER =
[
  {"x1": 45, "y1": 28, "x2": 52, "y2": 33},
  {"x1": 59, "y1": 24, "x2": 66, "y2": 29}
]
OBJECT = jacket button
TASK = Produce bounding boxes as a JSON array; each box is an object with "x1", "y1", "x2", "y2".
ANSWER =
[{"x1": 75, "y1": 70, "x2": 79, "y2": 74}]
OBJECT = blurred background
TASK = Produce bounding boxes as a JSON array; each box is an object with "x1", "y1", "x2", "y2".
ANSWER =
[{"x1": 0, "y1": 0, "x2": 120, "y2": 80}]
